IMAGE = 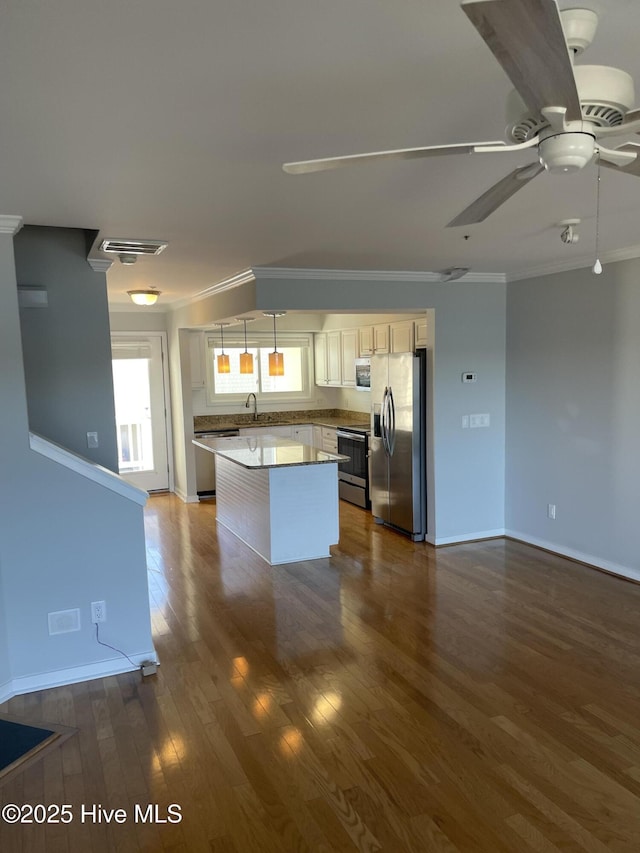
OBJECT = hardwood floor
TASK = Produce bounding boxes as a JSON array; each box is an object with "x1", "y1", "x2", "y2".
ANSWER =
[{"x1": 3, "y1": 494, "x2": 640, "y2": 851}]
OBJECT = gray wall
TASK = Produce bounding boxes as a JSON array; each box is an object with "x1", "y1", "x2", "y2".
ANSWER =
[
  {"x1": 250, "y1": 275, "x2": 507, "y2": 544},
  {"x1": 506, "y1": 260, "x2": 640, "y2": 578},
  {"x1": 16, "y1": 226, "x2": 118, "y2": 471},
  {"x1": 0, "y1": 225, "x2": 154, "y2": 700}
]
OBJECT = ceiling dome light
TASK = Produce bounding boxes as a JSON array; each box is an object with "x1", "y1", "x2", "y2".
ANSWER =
[
  {"x1": 118, "y1": 253, "x2": 138, "y2": 265},
  {"x1": 538, "y1": 132, "x2": 596, "y2": 174},
  {"x1": 127, "y1": 288, "x2": 161, "y2": 306}
]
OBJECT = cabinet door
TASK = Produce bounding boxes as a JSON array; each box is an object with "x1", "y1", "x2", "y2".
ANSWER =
[
  {"x1": 359, "y1": 326, "x2": 373, "y2": 356},
  {"x1": 292, "y1": 424, "x2": 313, "y2": 446},
  {"x1": 415, "y1": 317, "x2": 427, "y2": 348},
  {"x1": 390, "y1": 320, "x2": 415, "y2": 354},
  {"x1": 314, "y1": 333, "x2": 328, "y2": 385},
  {"x1": 189, "y1": 331, "x2": 205, "y2": 388},
  {"x1": 321, "y1": 426, "x2": 337, "y2": 453},
  {"x1": 373, "y1": 324, "x2": 389, "y2": 353},
  {"x1": 327, "y1": 331, "x2": 342, "y2": 386},
  {"x1": 341, "y1": 329, "x2": 358, "y2": 386},
  {"x1": 312, "y1": 425, "x2": 323, "y2": 449}
]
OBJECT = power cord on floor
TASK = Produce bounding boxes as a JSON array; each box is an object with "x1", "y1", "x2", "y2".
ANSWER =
[{"x1": 94, "y1": 623, "x2": 139, "y2": 669}]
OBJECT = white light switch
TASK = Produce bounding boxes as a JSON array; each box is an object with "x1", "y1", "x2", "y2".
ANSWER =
[
  {"x1": 461, "y1": 415, "x2": 469, "y2": 429},
  {"x1": 87, "y1": 431, "x2": 99, "y2": 448}
]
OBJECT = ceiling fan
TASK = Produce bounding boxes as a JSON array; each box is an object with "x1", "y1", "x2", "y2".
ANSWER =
[{"x1": 283, "y1": 0, "x2": 640, "y2": 227}]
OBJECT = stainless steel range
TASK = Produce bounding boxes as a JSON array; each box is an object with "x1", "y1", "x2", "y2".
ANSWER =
[{"x1": 336, "y1": 425, "x2": 370, "y2": 509}]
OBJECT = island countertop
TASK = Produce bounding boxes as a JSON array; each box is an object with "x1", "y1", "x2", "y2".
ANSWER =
[{"x1": 192, "y1": 435, "x2": 349, "y2": 469}]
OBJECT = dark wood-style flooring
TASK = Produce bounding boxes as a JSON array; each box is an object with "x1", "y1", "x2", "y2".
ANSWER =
[{"x1": 2, "y1": 493, "x2": 640, "y2": 851}]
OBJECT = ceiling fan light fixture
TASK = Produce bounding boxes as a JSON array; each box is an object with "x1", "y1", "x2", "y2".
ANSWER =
[
  {"x1": 127, "y1": 288, "x2": 161, "y2": 306},
  {"x1": 538, "y1": 132, "x2": 596, "y2": 173}
]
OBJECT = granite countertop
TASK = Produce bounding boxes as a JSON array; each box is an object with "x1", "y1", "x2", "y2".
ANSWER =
[
  {"x1": 193, "y1": 408, "x2": 369, "y2": 433},
  {"x1": 192, "y1": 436, "x2": 349, "y2": 469}
]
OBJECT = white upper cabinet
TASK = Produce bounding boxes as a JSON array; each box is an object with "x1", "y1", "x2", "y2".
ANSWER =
[
  {"x1": 340, "y1": 329, "x2": 358, "y2": 386},
  {"x1": 326, "y1": 331, "x2": 342, "y2": 386},
  {"x1": 359, "y1": 325, "x2": 374, "y2": 356},
  {"x1": 314, "y1": 333, "x2": 328, "y2": 385},
  {"x1": 415, "y1": 317, "x2": 428, "y2": 348},
  {"x1": 373, "y1": 324, "x2": 389, "y2": 354},
  {"x1": 390, "y1": 319, "x2": 415, "y2": 354}
]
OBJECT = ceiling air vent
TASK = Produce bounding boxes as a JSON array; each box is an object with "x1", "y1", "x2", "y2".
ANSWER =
[{"x1": 99, "y1": 238, "x2": 168, "y2": 256}]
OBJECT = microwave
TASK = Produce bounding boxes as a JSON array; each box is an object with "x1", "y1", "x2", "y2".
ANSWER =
[{"x1": 354, "y1": 358, "x2": 371, "y2": 391}]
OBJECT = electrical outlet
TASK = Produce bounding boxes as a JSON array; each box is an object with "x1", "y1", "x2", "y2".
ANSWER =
[
  {"x1": 547, "y1": 504, "x2": 556, "y2": 520},
  {"x1": 91, "y1": 600, "x2": 107, "y2": 623}
]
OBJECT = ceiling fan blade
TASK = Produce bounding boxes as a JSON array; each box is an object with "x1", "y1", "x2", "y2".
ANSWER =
[
  {"x1": 601, "y1": 143, "x2": 640, "y2": 177},
  {"x1": 447, "y1": 162, "x2": 544, "y2": 227},
  {"x1": 461, "y1": 0, "x2": 581, "y2": 122},
  {"x1": 282, "y1": 140, "x2": 507, "y2": 174}
]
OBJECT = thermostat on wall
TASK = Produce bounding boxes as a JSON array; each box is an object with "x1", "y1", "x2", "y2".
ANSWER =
[{"x1": 462, "y1": 372, "x2": 477, "y2": 383}]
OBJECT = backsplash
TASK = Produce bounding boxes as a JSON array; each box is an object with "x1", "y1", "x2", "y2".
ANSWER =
[{"x1": 194, "y1": 408, "x2": 368, "y2": 431}]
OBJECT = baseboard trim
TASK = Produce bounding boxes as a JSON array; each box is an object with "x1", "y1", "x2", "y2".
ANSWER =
[
  {"x1": 434, "y1": 528, "x2": 506, "y2": 546},
  {"x1": 174, "y1": 487, "x2": 200, "y2": 504},
  {"x1": 504, "y1": 530, "x2": 640, "y2": 584},
  {"x1": 2, "y1": 649, "x2": 158, "y2": 704},
  {"x1": 0, "y1": 680, "x2": 13, "y2": 705}
]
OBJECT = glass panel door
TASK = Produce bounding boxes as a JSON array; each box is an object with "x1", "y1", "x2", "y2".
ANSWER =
[{"x1": 111, "y1": 335, "x2": 169, "y2": 492}]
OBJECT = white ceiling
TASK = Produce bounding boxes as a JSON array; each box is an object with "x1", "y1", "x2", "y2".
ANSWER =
[{"x1": 3, "y1": 0, "x2": 640, "y2": 305}]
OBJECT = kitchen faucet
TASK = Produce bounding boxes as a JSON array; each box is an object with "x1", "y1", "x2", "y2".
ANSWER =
[{"x1": 245, "y1": 392, "x2": 258, "y2": 421}]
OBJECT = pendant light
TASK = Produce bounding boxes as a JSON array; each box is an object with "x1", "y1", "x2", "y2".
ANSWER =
[
  {"x1": 263, "y1": 311, "x2": 286, "y2": 376},
  {"x1": 593, "y1": 152, "x2": 603, "y2": 275},
  {"x1": 216, "y1": 323, "x2": 230, "y2": 374},
  {"x1": 237, "y1": 317, "x2": 254, "y2": 374}
]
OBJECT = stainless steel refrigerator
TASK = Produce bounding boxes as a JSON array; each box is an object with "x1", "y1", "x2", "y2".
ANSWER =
[{"x1": 370, "y1": 350, "x2": 426, "y2": 540}]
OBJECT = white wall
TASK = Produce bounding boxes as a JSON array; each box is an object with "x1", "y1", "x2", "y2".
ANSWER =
[
  {"x1": 109, "y1": 310, "x2": 168, "y2": 333},
  {"x1": 0, "y1": 225, "x2": 155, "y2": 703},
  {"x1": 506, "y1": 260, "x2": 640, "y2": 580}
]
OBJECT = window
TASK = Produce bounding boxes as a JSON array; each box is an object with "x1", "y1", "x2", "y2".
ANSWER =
[{"x1": 205, "y1": 333, "x2": 312, "y2": 405}]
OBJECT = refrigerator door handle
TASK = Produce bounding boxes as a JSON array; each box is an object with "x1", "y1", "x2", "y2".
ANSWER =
[
  {"x1": 388, "y1": 386, "x2": 396, "y2": 456},
  {"x1": 381, "y1": 387, "x2": 390, "y2": 456}
]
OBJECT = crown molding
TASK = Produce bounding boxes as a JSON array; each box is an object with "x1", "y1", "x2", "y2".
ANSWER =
[
  {"x1": 0, "y1": 215, "x2": 23, "y2": 235},
  {"x1": 87, "y1": 257, "x2": 113, "y2": 273},
  {"x1": 252, "y1": 266, "x2": 507, "y2": 284},
  {"x1": 507, "y1": 244, "x2": 640, "y2": 282},
  {"x1": 172, "y1": 269, "x2": 256, "y2": 309}
]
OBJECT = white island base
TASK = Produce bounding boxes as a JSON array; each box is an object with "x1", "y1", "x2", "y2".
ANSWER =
[{"x1": 215, "y1": 455, "x2": 340, "y2": 565}]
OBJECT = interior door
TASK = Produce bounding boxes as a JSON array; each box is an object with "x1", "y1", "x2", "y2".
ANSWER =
[{"x1": 111, "y1": 334, "x2": 170, "y2": 492}]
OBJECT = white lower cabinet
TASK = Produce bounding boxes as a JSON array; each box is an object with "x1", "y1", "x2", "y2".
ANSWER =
[
  {"x1": 292, "y1": 424, "x2": 313, "y2": 445},
  {"x1": 321, "y1": 426, "x2": 337, "y2": 453},
  {"x1": 312, "y1": 425, "x2": 323, "y2": 449}
]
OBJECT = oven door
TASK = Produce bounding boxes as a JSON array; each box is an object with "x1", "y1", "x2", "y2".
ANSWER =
[{"x1": 336, "y1": 430, "x2": 368, "y2": 487}]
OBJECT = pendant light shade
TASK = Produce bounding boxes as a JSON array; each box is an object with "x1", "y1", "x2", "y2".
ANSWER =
[
  {"x1": 216, "y1": 324, "x2": 230, "y2": 373},
  {"x1": 264, "y1": 311, "x2": 286, "y2": 377},
  {"x1": 269, "y1": 351, "x2": 285, "y2": 376},
  {"x1": 238, "y1": 318, "x2": 254, "y2": 374}
]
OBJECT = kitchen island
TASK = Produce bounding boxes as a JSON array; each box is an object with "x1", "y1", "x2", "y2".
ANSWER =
[{"x1": 192, "y1": 435, "x2": 348, "y2": 565}]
